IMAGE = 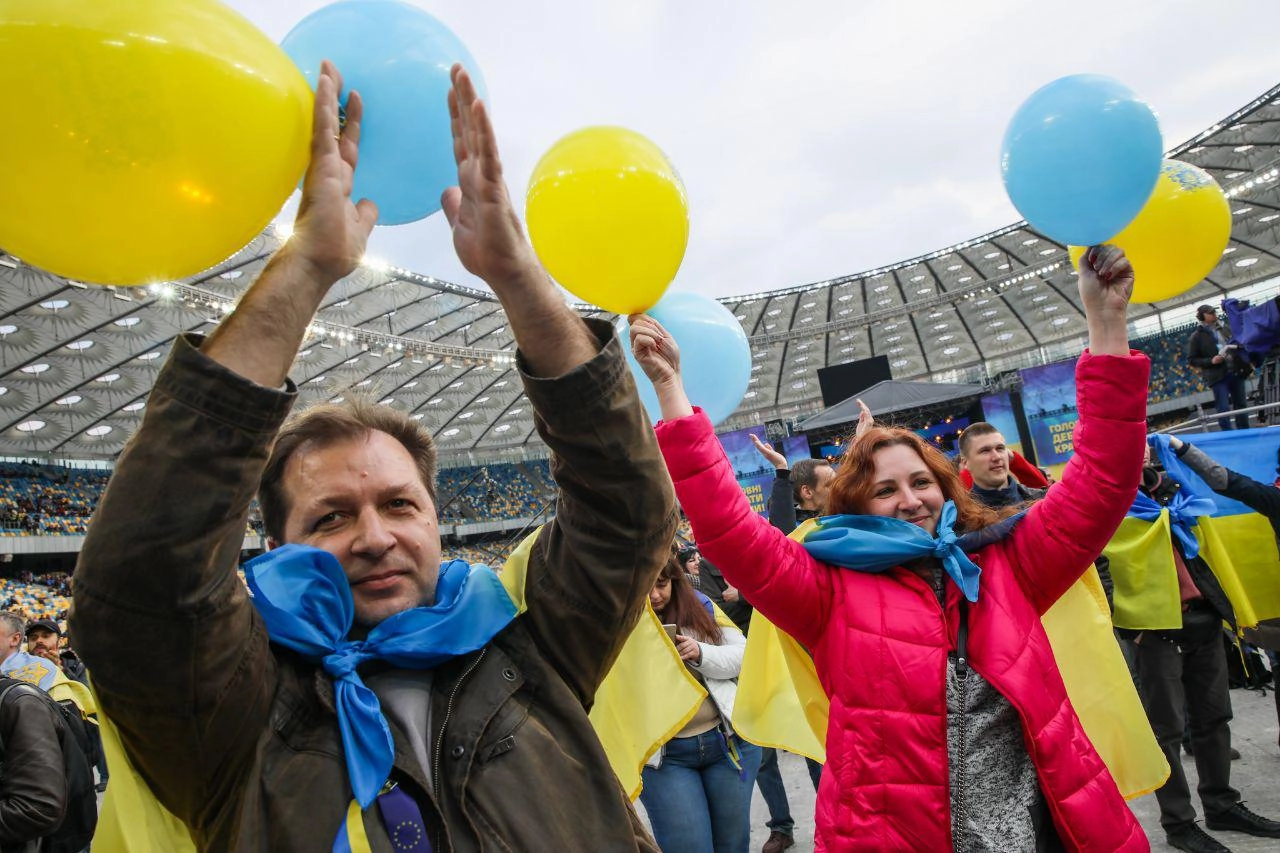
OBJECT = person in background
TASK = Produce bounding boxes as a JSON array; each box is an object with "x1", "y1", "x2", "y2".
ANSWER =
[
  {"x1": 641, "y1": 556, "x2": 759, "y2": 853},
  {"x1": 1162, "y1": 433, "x2": 1280, "y2": 749},
  {"x1": 1187, "y1": 305, "x2": 1250, "y2": 432},
  {"x1": 1112, "y1": 438, "x2": 1280, "y2": 853}
]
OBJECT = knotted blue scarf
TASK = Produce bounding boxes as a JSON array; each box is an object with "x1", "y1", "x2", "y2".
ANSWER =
[
  {"x1": 1127, "y1": 435, "x2": 1219, "y2": 559},
  {"x1": 244, "y1": 545, "x2": 518, "y2": 808},
  {"x1": 801, "y1": 500, "x2": 1011, "y2": 602}
]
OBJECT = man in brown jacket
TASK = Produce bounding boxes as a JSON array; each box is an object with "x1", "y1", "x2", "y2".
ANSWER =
[{"x1": 70, "y1": 63, "x2": 676, "y2": 851}]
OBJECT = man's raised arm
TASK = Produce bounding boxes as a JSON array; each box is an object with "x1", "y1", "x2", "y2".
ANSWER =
[
  {"x1": 69, "y1": 61, "x2": 376, "y2": 827},
  {"x1": 205, "y1": 61, "x2": 378, "y2": 383},
  {"x1": 438, "y1": 66, "x2": 676, "y2": 695}
]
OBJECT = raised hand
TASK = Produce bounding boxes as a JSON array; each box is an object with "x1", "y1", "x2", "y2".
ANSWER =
[
  {"x1": 751, "y1": 433, "x2": 787, "y2": 469},
  {"x1": 441, "y1": 64, "x2": 540, "y2": 291},
  {"x1": 1077, "y1": 244, "x2": 1133, "y2": 356},
  {"x1": 629, "y1": 314, "x2": 680, "y2": 385},
  {"x1": 1078, "y1": 245, "x2": 1134, "y2": 317},
  {"x1": 629, "y1": 314, "x2": 694, "y2": 421},
  {"x1": 291, "y1": 61, "x2": 379, "y2": 286},
  {"x1": 439, "y1": 64, "x2": 595, "y2": 377},
  {"x1": 854, "y1": 398, "x2": 874, "y2": 441}
]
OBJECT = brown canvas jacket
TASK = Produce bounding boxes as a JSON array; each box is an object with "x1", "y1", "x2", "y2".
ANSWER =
[{"x1": 70, "y1": 319, "x2": 676, "y2": 851}]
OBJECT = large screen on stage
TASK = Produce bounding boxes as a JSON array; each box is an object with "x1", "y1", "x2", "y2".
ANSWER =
[
  {"x1": 716, "y1": 426, "x2": 772, "y2": 516},
  {"x1": 711, "y1": 429, "x2": 817, "y2": 518},
  {"x1": 1019, "y1": 360, "x2": 1079, "y2": 466},
  {"x1": 780, "y1": 435, "x2": 812, "y2": 468},
  {"x1": 979, "y1": 391, "x2": 1025, "y2": 459}
]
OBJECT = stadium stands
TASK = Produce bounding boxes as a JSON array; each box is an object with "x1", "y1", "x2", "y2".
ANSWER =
[
  {"x1": 436, "y1": 461, "x2": 554, "y2": 523},
  {"x1": 0, "y1": 573, "x2": 70, "y2": 621},
  {"x1": 1130, "y1": 324, "x2": 1210, "y2": 405}
]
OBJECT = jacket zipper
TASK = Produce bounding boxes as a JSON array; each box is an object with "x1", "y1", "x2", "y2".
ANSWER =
[
  {"x1": 954, "y1": 598, "x2": 970, "y2": 849},
  {"x1": 433, "y1": 648, "x2": 487, "y2": 851},
  {"x1": 929, "y1": 565, "x2": 969, "y2": 848}
]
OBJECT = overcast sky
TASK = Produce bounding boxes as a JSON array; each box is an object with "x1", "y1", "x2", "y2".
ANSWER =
[{"x1": 226, "y1": 0, "x2": 1279, "y2": 300}]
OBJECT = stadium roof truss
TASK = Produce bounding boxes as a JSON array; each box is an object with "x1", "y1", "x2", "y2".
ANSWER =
[{"x1": 0, "y1": 84, "x2": 1278, "y2": 464}]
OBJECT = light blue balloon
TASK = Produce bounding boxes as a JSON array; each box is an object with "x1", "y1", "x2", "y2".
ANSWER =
[
  {"x1": 1001, "y1": 74, "x2": 1162, "y2": 246},
  {"x1": 282, "y1": 0, "x2": 486, "y2": 226},
  {"x1": 618, "y1": 291, "x2": 752, "y2": 427}
]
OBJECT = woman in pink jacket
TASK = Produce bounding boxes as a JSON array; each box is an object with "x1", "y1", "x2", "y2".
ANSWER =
[{"x1": 629, "y1": 246, "x2": 1150, "y2": 852}]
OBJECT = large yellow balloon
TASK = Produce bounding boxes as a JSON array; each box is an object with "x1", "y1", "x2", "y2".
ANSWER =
[
  {"x1": 526, "y1": 127, "x2": 689, "y2": 314},
  {"x1": 1069, "y1": 160, "x2": 1230, "y2": 303},
  {"x1": 0, "y1": 0, "x2": 312, "y2": 285}
]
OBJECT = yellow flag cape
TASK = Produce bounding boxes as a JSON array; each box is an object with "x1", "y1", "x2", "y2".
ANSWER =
[
  {"x1": 1106, "y1": 510, "x2": 1280, "y2": 630},
  {"x1": 732, "y1": 520, "x2": 1169, "y2": 800},
  {"x1": 91, "y1": 705, "x2": 197, "y2": 852},
  {"x1": 499, "y1": 526, "x2": 711, "y2": 800}
]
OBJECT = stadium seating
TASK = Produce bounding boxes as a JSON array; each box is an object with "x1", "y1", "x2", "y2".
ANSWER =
[
  {"x1": 0, "y1": 574, "x2": 70, "y2": 621},
  {"x1": 0, "y1": 335, "x2": 1210, "y2": 544},
  {"x1": 1130, "y1": 325, "x2": 1209, "y2": 405}
]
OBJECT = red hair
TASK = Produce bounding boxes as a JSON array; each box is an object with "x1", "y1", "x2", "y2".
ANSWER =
[
  {"x1": 654, "y1": 555, "x2": 723, "y2": 644},
  {"x1": 827, "y1": 426, "x2": 1009, "y2": 533}
]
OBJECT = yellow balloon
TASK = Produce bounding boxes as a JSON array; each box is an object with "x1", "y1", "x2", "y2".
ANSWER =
[
  {"x1": 0, "y1": 0, "x2": 312, "y2": 285},
  {"x1": 526, "y1": 127, "x2": 689, "y2": 314},
  {"x1": 1068, "y1": 160, "x2": 1230, "y2": 303}
]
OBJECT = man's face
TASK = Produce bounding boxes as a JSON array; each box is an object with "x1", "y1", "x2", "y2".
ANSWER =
[
  {"x1": 1200, "y1": 310, "x2": 1218, "y2": 327},
  {"x1": 26, "y1": 627, "x2": 58, "y2": 656},
  {"x1": 278, "y1": 431, "x2": 442, "y2": 629},
  {"x1": 801, "y1": 464, "x2": 836, "y2": 512},
  {"x1": 962, "y1": 431, "x2": 1012, "y2": 490}
]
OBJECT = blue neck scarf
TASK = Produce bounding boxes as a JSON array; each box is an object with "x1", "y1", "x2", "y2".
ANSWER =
[
  {"x1": 801, "y1": 501, "x2": 1015, "y2": 602},
  {"x1": 244, "y1": 545, "x2": 518, "y2": 808},
  {"x1": 1128, "y1": 435, "x2": 1219, "y2": 559}
]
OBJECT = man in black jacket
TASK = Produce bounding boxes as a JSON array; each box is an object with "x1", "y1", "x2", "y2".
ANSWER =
[
  {"x1": 1187, "y1": 305, "x2": 1250, "y2": 431},
  {"x1": 1123, "y1": 444, "x2": 1280, "y2": 852},
  {"x1": 1166, "y1": 435, "x2": 1280, "y2": 746},
  {"x1": 0, "y1": 674, "x2": 68, "y2": 850}
]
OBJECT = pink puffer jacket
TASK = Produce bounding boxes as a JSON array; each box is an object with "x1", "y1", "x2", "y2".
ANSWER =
[{"x1": 655, "y1": 351, "x2": 1150, "y2": 852}]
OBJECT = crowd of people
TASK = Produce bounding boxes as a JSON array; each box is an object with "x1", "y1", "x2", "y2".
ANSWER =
[{"x1": 0, "y1": 61, "x2": 1278, "y2": 853}]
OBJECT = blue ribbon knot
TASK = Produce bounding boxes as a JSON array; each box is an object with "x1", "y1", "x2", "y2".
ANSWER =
[
  {"x1": 1128, "y1": 434, "x2": 1220, "y2": 559},
  {"x1": 802, "y1": 500, "x2": 1004, "y2": 602},
  {"x1": 245, "y1": 544, "x2": 517, "y2": 808}
]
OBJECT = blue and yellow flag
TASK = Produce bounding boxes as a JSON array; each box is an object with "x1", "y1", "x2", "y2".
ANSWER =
[{"x1": 1107, "y1": 427, "x2": 1280, "y2": 630}]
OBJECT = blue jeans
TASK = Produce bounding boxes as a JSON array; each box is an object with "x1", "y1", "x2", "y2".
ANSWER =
[
  {"x1": 757, "y1": 749, "x2": 823, "y2": 836},
  {"x1": 756, "y1": 747, "x2": 793, "y2": 835},
  {"x1": 1210, "y1": 376, "x2": 1249, "y2": 431},
  {"x1": 640, "y1": 730, "x2": 762, "y2": 853}
]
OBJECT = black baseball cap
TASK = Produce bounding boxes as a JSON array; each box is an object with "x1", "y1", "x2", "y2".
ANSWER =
[{"x1": 24, "y1": 618, "x2": 60, "y2": 638}]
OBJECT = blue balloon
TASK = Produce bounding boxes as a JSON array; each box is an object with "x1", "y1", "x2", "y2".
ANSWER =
[
  {"x1": 618, "y1": 291, "x2": 752, "y2": 427},
  {"x1": 1001, "y1": 74, "x2": 1162, "y2": 246},
  {"x1": 282, "y1": 1, "x2": 485, "y2": 226}
]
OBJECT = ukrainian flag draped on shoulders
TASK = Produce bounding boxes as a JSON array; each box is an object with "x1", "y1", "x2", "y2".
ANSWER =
[
  {"x1": 731, "y1": 519, "x2": 1168, "y2": 800},
  {"x1": 1106, "y1": 428, "x2": 1280, "y2": 631}
]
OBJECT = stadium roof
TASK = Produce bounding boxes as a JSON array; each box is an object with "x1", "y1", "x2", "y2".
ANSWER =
[{"x1": 0, "y1": 83, "x2": 1278, "y2": 465}]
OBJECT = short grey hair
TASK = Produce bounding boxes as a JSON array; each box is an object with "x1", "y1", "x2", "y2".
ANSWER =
[{"x1": 0, "y1": 612, "x2": 25, "y2": 637}]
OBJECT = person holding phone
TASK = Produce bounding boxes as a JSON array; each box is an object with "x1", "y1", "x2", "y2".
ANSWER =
[{"x1": 642, "y1": 555, "x2": 760, "y2": 853}]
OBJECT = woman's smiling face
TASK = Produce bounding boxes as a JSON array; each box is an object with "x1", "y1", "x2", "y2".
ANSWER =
[{"x1": 863, "y1": 444, "x2": 944, "y2": 535}]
